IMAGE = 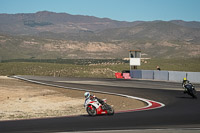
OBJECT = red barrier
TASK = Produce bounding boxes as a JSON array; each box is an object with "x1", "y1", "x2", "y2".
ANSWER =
[
  {"x1": 115, "y1": 73, "x2": 123, "y2": 79},
  {"x1": 123, "y1": 73, "x2": 131, "y2": 79}
]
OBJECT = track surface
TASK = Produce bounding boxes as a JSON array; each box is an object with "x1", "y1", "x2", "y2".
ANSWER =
[{"x1": 0, "y1": 75, "x2": 200, "y2": 132}]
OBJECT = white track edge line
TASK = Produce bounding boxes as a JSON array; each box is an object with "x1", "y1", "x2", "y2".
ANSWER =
[
  {"x1": 12, "y1": 76, "x2": 165, "y2": 112},
  {"x1": 56, "y1": 128, "x2": 200, "y2": 133}
]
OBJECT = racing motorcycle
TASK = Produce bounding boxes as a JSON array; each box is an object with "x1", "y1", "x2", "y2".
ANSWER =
[
  {"x1": 85, "y1": 99, "x2": 114, "y2": 116},
  {"x1": 183, "y1": 83, "x2": 197, "y2": 99}
]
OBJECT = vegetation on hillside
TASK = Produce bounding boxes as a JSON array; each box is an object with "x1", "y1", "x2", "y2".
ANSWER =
[
  {"x1": 0, "y1": 58, "x2": 199, "y2": 78},
  {"x1": 1, "y1": 12, "x2": 200, "y2": 60}
]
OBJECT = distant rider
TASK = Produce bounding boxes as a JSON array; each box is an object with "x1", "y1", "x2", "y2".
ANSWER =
[
  {"x1": 182, "y1": 77, "x2": 190, "y2": 93},
  {"x1": 84, "y1": 92, "x2": 107, "y2": 110}
]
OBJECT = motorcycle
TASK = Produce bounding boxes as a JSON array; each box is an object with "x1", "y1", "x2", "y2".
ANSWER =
[
  {"x1": 85, "y1": 99, "x2": 114, "y2": 116},
  {"x1": 184, "y1": 83, "x2": 197, "y2": 99}
]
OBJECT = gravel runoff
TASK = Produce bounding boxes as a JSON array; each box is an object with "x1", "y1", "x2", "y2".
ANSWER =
[{"x1": 0, "y1": 76, "x2": 146, "y2": 120}]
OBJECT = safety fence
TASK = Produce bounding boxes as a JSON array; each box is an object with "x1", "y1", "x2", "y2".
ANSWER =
[{"x1": 130, "y1": 70, "x2": 200, "y2": 83}]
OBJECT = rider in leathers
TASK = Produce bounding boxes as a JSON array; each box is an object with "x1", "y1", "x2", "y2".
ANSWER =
[
  {"x1": 182, "y1": 77, "x2": 191, "y2": 93},
  {"x1": 84, "y1": 92, "x2": 107, "y2": 110}
]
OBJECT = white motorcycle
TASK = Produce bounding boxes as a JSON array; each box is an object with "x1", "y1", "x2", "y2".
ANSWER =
[{"x1": 84, "y1": 98, "x2": 114, "y2": 116}]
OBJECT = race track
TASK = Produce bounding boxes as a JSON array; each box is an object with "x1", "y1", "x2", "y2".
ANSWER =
[{"x1": 0, "y1": 75, "x2": 200, "y2": 132}]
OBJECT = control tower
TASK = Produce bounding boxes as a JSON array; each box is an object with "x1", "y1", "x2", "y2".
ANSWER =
[{"x1": 129, "y1": 49, "x2": 141, "y2": 71}]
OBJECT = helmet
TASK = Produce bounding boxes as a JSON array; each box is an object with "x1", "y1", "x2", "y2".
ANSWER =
[
  {"x1": 84, "y1": 92, "x2": 90, "y2": 99},
  {"x1": 183, "y1": 77, "x2": 187, "y2": 80}
]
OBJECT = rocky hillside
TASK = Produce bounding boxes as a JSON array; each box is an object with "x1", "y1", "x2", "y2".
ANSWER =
[
  {"x1": 0, "y1": 11, "x2": 200, "y2": 60},
  {"x1": 0, "y1": 11, "x2": 139, "y2": 35}
]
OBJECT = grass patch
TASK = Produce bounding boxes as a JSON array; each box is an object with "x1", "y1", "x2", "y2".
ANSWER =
[
  {"x1": 139, "y1": 58, "x2": 200, "y2": 72},
  {"x1": 0, "y1": 58, "x2": 199, "y2": 78}
]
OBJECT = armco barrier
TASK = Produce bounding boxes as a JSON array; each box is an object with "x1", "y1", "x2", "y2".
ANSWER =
[
  {"x1": 130, "y1": 70, "x2": 200, "y2": 83},
  {"x1": 187, "y1": 72, "x2": 200, "y2": 83},
  {"x1": 169, "y1": 71, "x2": 187, "y2": 82},
  {"x1": 130, "y1": 70, "x2": 154, "y2": 79},
  {"x1": 142, "y1": 70, "x2": 154, "y2": 79},
  {"x1": 130, "y1": 70, "x2": 142, "y2": 78},
  {"x1": 154, "y1": 71, "x2": 169, "y2": 81}
]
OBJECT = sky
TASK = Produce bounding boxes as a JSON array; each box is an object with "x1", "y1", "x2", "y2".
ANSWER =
[{"x1": 0, "y1": 0, "x2": 200, "y2": 22}]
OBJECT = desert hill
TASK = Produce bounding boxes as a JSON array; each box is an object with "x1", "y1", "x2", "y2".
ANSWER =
[{"x1": 0, "y1": 11, "x2": 199, "y2": 60}]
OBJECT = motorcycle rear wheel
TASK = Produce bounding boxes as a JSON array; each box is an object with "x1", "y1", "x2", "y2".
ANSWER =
[{"x1": 188, "y1": 88, "x2": 197, "y2": 99}]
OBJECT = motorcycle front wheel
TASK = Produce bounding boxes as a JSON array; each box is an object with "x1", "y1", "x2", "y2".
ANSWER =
[
  {"x1": 107, "y1": 105, "x2": 114, "y2": 115},
  {"x1": 86, "y1": 106, "x2": 97, "y2": 116}
]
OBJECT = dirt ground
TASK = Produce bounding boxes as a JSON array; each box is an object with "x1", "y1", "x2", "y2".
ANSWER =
[{"x1": 0, "y1": 76, "x2": 146, "y2": 121}]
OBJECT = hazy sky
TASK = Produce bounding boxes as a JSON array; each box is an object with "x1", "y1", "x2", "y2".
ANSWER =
[{"x1": 1, "y1": 0, "x2": 200, "y2": 22}]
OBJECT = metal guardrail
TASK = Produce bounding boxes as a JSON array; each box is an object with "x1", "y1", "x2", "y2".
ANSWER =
[{"x1": 130, "y1": 70, "x2": 200, "y2": 83}]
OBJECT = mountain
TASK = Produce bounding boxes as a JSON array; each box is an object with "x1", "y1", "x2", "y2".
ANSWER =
[
  {"x1": 170, "y1": 20, "x2": 200, "y2": 29},
  {"x1": 0, "y1": 11, "x2": 141, "y2": 35},
  {"x1": 0, "y1": 11, "x2": 200, "y2": 60},
  {"x1": 98, "y1": 21, "x2": 200, "y2": 41}
]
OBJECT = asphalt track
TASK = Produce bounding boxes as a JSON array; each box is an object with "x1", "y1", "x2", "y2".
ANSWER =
[{"x1": 0, "y1": 75, "x2": 200, "y2": 133}]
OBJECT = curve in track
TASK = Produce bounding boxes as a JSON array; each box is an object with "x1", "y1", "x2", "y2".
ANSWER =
[{"x1": 0, "y1": 75, "x2": 199, "y2": 133}]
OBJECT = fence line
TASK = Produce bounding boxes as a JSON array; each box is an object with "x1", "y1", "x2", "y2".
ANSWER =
[{"x1": 130, "y1": 70, "x2": 200, "y2": 83}]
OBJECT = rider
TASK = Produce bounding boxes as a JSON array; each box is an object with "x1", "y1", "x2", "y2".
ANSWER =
[
  {"x1": 182, "y1": 77, "x2": 190, "y2": 93},
  {"x1": 84, "y1": 92, "x2": 107, "y2": 110}
]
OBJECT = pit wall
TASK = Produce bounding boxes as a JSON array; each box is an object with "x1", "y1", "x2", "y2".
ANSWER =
[{"x1": 130, "y1": 70, "x2": 200, "y2": 83}]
